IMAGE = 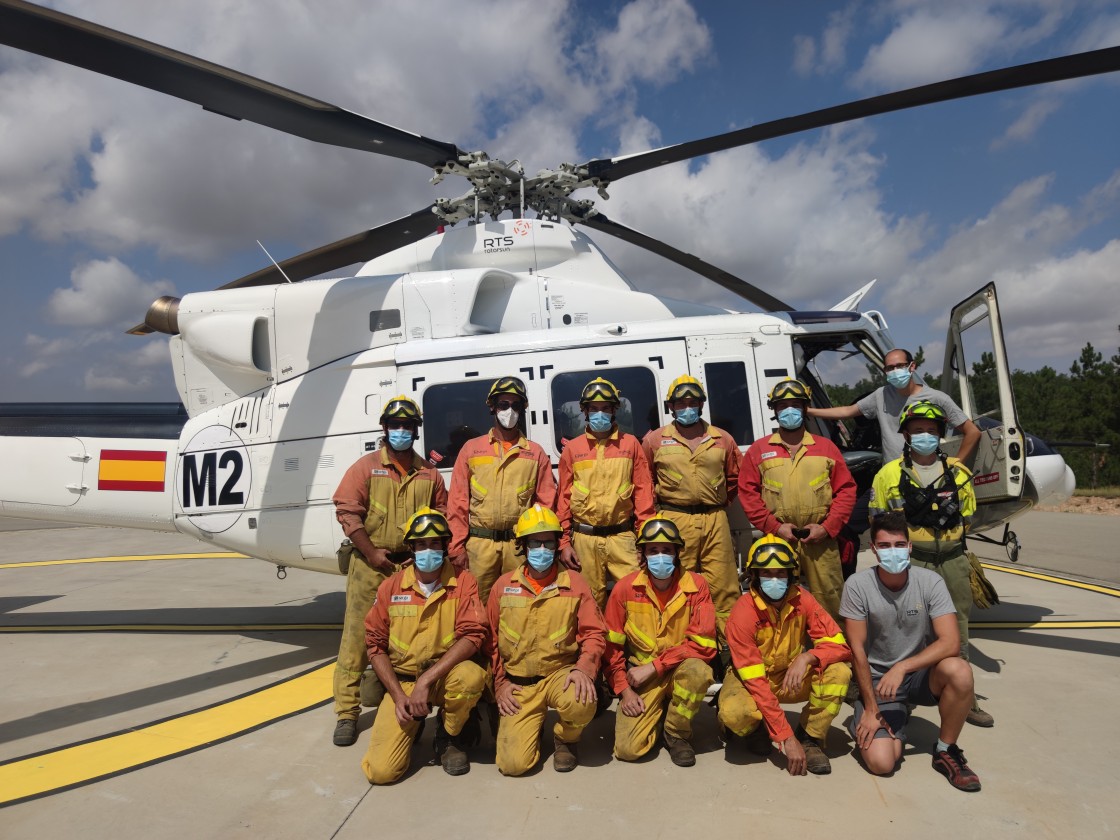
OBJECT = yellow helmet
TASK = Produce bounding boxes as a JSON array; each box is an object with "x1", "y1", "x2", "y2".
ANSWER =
[
  {"x1": 487, "y1": 376, "x2": 528, "y2": 406},
  {"x1": 402, "y1": 507, "x2": 451, "y2": 543},
  {"x1": 579, "y1": 377, "x2": 621, "y2": 407},
  {"x1": 664, "y1": 374, "x2": 706, "y2": 411},
  {"x1": 514, "y1": 505, "x2": 562, "y2": 539},
  {"x1": 636, "y1": 516, "x2": 685, "y2": 548},
  {"x1": 747, "y1": 534, "x2": 799, "y2": 571},
  {"x1": 899, "y1": 399, "x2": 948, "y2": 434},
  {"x1": 767, "y1": 378, "x2": 811, "y2": 408},
  {"x1": 381, "y1": 395, "x2": 423, "y2": 426}
]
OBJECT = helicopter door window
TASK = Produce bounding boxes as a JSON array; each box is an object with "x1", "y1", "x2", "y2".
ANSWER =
[
  {"x1": 703, "y1": 361, "x2": 754, "y2": 445},
  {"x1": 422, "y1": 381, "x2": 523, "y2": 465},
  {"x1": 369, "y1": 309, "x2": 401, "y2": 332},
  {"x1": 550, "y1": 367, "x2": 658, "y2": 450}
]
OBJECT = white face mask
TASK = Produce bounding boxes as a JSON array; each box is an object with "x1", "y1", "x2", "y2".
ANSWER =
[{"x1": 496, "y1": 408, "x2": 519, "y2": 430}]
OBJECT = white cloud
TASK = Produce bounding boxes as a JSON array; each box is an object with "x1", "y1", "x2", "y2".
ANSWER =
[
  {"x1": 46, "y1": 258, "x2": 175, "y2": 328},
  {"x1": 991, "y1": 96, "x2": 1062, "y2": 148}
]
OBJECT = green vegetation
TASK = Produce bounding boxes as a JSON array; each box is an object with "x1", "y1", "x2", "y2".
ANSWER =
[
  {"x1": 1074, "y1": 486, "x2": 1120, "y2": 499},
  {"x1": 825, "y1": 343, "x2": 1120, "y2": 489}
]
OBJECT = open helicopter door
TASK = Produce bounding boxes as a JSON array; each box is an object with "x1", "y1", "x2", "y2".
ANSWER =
[{"x1": 941, "y1": 282, "x2": 1025, "y2": 504}]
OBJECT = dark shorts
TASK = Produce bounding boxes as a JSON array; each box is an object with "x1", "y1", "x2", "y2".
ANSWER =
[{"x1": 848, "y1": 668, "x2": 939, "y2": 744}]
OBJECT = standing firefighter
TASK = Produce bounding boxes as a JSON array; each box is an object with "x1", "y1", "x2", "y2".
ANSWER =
[
  {"x1": 361, "y1": 508, "x2": 487, "y2": 784},
  {"x1": 447, "y1": 376, "x2": 557, "y2": 604},
  {"x1": 738, "y1": 378, "x2": 856, "y2": 622},
  {"x1": 488, "y1": 505, "x2": 607, "y2": 775},
  {"x1": 557, "y1": 376, "x2": 655, "y2": 608},
  {"x1": 643, "y1": 374, "x2": 741, "y2": 639},
  {"x1": 604, "y1": 516, "x2": 717, "y2": 767},
  {"x1": 331, "y1": 395, "x2": 447, "y2": 747},
  {"x1": 869, "y1": 400, "x2": 992, "y2": 727},
  {"x1": 718, "y1": 535, "x2": 852, "y2": 775}
]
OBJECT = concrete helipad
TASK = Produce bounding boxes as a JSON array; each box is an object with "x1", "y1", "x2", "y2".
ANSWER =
[{"x1": 1, "y1": 511, "x2": 1118, "y2": 839}]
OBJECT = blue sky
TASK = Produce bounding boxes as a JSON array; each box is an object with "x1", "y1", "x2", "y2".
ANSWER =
[{"x1": 1, "y1": 0, "x2": 1117, "y2": 401}]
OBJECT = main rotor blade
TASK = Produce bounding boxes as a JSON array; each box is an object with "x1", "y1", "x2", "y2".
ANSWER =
[
  {"x1": 0, "y1": 0, "x2": 462, "y2": 169},
  {"x1": 585, "y1": 46, "x2": 1120, "y2": 184},
  {"x1": 126, "y1": 205, "x2": 442, "y2": 334},
  {"x1": 576, "y1": 212, "x2": 790, "y2": 312}
]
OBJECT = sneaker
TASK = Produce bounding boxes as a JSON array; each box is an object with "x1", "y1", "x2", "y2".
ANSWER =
[
  {"x1": 665, "y1": 735, "x2": 696, "y2": 767},
  {"x1": 796, "y1": 727, "x2": 831, "y2": 775},
  {"x1": 932, "y1": 744, "x2": 981, "y2": 792},
  {"x1": 332, "y1": 718, "x2": 358, "y2": 747},
  {"x1": 967, "y1": 702, "x2": 995, "y2": 728},
  {"x1": 745, "y1": 725, "x2": 773, "y2": 756},
  {"x1": 553, "y1": 739, "x2": 579, "y2": 772}
]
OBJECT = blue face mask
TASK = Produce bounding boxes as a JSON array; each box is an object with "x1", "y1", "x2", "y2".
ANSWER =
[
  {"x1": 777, "y1": 407, "x2": 803, "y2": 430},
  {"x1": 413, "y1": 548, "x2": 444, "y2": 573},
  {"x1": 674, "y1": 407, "x2": 700, "y2": 426},
  {"x1": 387, "y1": 429, "x2": 414, "y2": 451},
  {"x1": 876, "y1": 547, "x2": 911, "y2": 574},
  {"x1": 645, "y1": 552, "x2": 676, "y2": 580},
  {"x1": 588, "y1": 411, "x2": 614, "y2": 433},
  {"x1": 526, "y1": 546, "x2": 555, "y2": 573},
  {"x1": 886, "y1": 369, "x2": 912, "y2": 389},
  {"x1": 908, "y1": 432, "x2": 940, "y2": 456},
  {"x1": 759, "y1": 576, "x2": 789, "y2": 601}
]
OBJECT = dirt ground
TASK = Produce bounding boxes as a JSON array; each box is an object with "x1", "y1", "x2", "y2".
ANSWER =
[{"x1": 1037, "y1": 495, "x2": 1120, "y2": 515}]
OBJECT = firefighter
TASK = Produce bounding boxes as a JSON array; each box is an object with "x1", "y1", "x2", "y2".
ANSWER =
[
  {"x1": 488, "y1": 505, "x2": 607, "y2": 775},
  {"x1": 604, "y1": 516, "x2": 717, "y2": 766},
  {"x1": 447, "y1": 376, "x2": 557, "y2": 604},
  {"x1": 643, "y1": 374, "x2": 741, "y2": 639},
  {"x1": 718, "y1": 535, "x2": 852, "y2": 775},
  {"x1": 557, "y1": 376, "x2": 656, "y2": 608},
  {"x1": 869, "y1": 400, "x2": 992, "y2": 727},
  {"x1": 360, "y1": 508, "x2": 488, "y2": 784},
  {"x1": 737, "y1": 378, "x2": 856, "y2": 622},
  {"x1": 330, "y1": 395, "x2": 448, "y2": 747}
]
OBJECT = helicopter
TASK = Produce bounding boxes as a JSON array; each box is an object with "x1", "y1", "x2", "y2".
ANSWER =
[{"x1": 0, "y1": 0, "x2": 1106, "y2": 573}]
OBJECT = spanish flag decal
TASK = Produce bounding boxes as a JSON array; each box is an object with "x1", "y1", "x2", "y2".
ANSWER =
[{"x1": 98, "y1": 449, "x2": 167, "y2": 492}]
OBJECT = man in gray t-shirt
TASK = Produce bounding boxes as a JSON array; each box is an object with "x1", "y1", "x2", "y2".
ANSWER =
[
  {"x1": 808, "y1": 347, "x2": 981, "y2": 466},
  {"x1": 839, "y1": 510, "x2": 982, "y2": 792}
]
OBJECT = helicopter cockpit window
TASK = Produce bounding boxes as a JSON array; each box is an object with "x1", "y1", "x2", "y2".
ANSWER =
[
  {"x1": 422, "y1": 381, "x2": 521, "y2": 465},
  {"x1": 550, "y1": 367, "x2": 658, "y2": 450},
  {"x1": 703, "y1": 361, "x2": 754, "y2": 445},
  {"x1": 370, "y1": 309, "x2": 401, "y2": 332}
]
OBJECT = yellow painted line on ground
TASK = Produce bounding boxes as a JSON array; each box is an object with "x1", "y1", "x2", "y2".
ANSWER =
[
  {"x1": 972, "y1": 620, "x2": 1120, "y2": 630},
  {"x1": 0, "y1": 624, "x2": 341, "y2": 633},
  {"x1": 0, "y1": 662, "x2": 333, "y2": 808},
  {"x1": 981, "y1": 562, "x2": 1120, "y2": 598},
  {"x1": 0, "y1": 552, "x2": 247, "y2": 569}
]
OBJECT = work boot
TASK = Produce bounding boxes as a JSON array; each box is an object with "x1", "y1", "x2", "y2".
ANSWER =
[
  {"x1": 745, "y1": 725, "x2": 773, "y2": 756},
  {"x1": 553, "y1": 738, "x2": 579, "y2": 772},
  {"x1": 796, "y1": 726, "x2": 831, "y2": 775},
  {"x1": 665, "y1": 734, "x2": 696, "y2": 767},
  {"x1": 432, "y1": 717, "x2": 471, "y2": 776},
  {"x1": 360, "y1": 670, "x2": 385, "y2": 708},
  {"x1": 966, "y1": 701, "x2": 995, "y2": 728},
  {"x1": 332, "y1": 718, "x2": 357, "y2": 747},
  {"x1": 844, "y1": 682, "x2": 861, "y2": 705}
]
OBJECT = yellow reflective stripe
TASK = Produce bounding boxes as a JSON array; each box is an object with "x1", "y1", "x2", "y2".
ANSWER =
[
  {"x1": 469, "y1": 476, "x2": 489, "y2": 496},
  {"x1": 737, "y1": 664, "x2": 766, "y2": 681},
  {"x1": 388, "y1": 634, "x2": 409, "y2": 653},
  {"x1": 632, "y1": 652, "x2": 654, "y2": 664},
  {"x1": 608, "y1": 629, "x2": 627, "y2": 645},
  {"x1": 624, "y1": 620, "x2": 657, "y2": 651},
  {"x1": 573, "y1": 480, "x2": 591, "y2": 495},
  {"x1": 617, "y1": 481, "x2": 632, "y2": 495},
  {"x1": 808, "y1": 697, "x2": 842, "y2": 715},
  {"x1": 515, "y1": 480, "x2": 533, "y2": 494},
  {"x1": 672, "y1": 684, "x2": 702, "y2": 705},
  {"x1": 370, "y1": 500, "x2": 388, "y2": 514},
  {"x1": 688, "y1": 633, "x2": 717, "y2": 649},
  {"x1": 708, "y1": 475, "x2": 722, "y2": 487},
  {"x1": 809, "y1": 471, "x2": 830, "y2": 487},
  {"x1": 444, "y1": 689, "x2": 482, "y2": 701},
  {"x1": 664, "y1": 469, "x2": 684, "y2": 481},
  {"x1": 811, "y1": 683, "x2": 849, "y2": 697},
  {"x1": 441, "y1": 632, "x2": 456, "y2": 647},
  {"x1": 762, "y1": 477, "x2": 783, "y2": 490},
  {"x1": 814, "y1": 632, "x2": 846, "y2": 646},
  {"x1": 672, "y1": 702, "x2": 696, "y2": 720},
  {"x1": 548, "y1": 625, "x2": 571, "y2": 641},
  {"x1": 499, "y1": 619, "x2": 521, "y2": 641}
]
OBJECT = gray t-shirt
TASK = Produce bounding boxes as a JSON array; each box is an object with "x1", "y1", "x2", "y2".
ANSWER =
[
  {"x1": 856, "y1": 383, "x2": 969, "y2": 462},
  {"x1": 839, "y1": 566, "x2": 956, "y2": 677}
]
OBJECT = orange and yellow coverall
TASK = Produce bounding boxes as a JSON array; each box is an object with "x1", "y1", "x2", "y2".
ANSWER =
[
  {"x1": 604, "y1": 569, "x2": 717, "y2": 759},
  {"x1": 487, "y1": 565, "x2": 606, "y2": 776},
  {"x1": 557, "y1": 429, "x2": 655, "y2": 607},
  {"x1": 361, "y1": 563, "x2": 487, "y2": 784},
  {"x1": 447, "y1": 430, "x2": 556, "y2": 603},
  {"x1": 332, "y1": 447, "x2": 447, "y2": 720},
  {"x1": 718, "y1": 584, "x2": 852, "y2": 744},
  {"x1": 737, "y1": 431, "x2": 856, "y2": 621},
  {"x1": 643, "y1": 422, "x2": 741, "y2": 636}
]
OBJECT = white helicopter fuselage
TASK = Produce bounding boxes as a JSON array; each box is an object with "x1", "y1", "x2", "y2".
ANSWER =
[{"x1": 0, "y1": 219, "x2": 1068, "y2": 572}]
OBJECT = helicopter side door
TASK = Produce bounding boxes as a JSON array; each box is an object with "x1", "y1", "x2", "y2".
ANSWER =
[{"x1": 941, "y1": 282, "x2": 1026, "y2": 504}]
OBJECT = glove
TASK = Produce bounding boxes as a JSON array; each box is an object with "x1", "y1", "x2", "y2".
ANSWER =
[{"x1": 967, "y1": 551, "x2": 999, "y2": 609}]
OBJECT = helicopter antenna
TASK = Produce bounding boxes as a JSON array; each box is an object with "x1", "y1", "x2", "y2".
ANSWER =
[{"x1": 256, "y1": 240, "x2": 293, "y2": 283}]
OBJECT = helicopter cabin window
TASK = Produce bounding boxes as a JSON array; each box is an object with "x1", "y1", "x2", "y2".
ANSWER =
[
  {"x1": 550, "y1": 367, "x2": 658, "y2": 451},
  {"x1": 703, "y1": 362, "x2": 754, "y2": 445},
  {"x1": 369, "y1": 309, "x2": 401, "y2": 332},
  {"x1": 422, "y1": 381, "x2": 526, "y2": 465},
  {"x1": 791, "y1": 332, "x2": 886, "y2": 452}
]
